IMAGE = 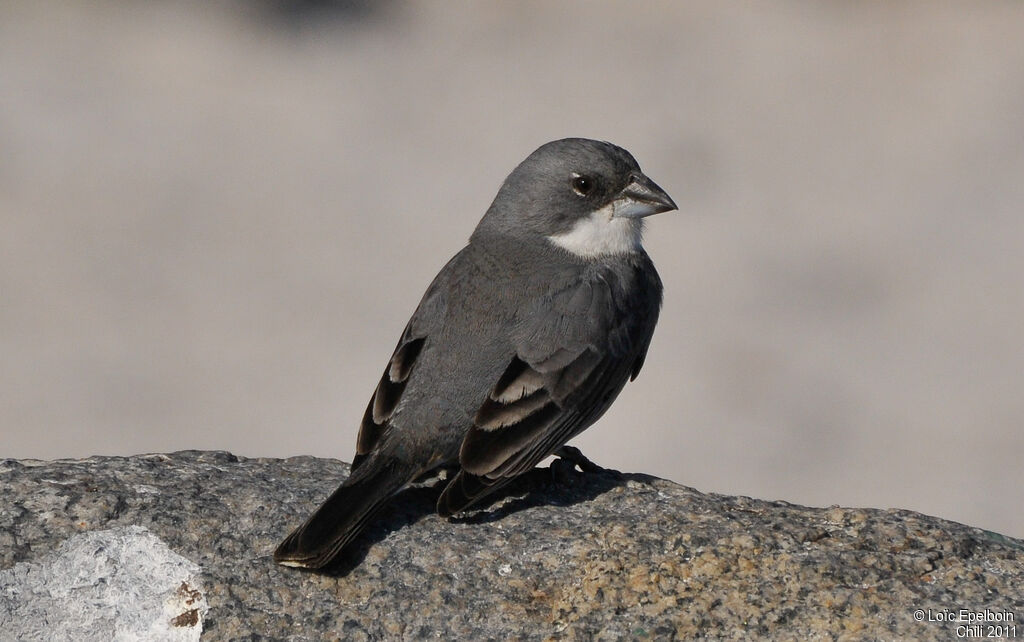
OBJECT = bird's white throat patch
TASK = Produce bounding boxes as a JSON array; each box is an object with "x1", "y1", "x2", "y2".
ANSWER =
[{"x1": 546, "y1": 204, "x2": 644, "y2": 258}]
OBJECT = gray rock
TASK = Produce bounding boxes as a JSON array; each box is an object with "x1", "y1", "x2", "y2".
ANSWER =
[{"x1": 1, "y1": 451, "x2": 1021, "y2": 640}]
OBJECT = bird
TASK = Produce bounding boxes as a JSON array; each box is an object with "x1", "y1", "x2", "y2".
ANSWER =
[{"x1": 274, "y1": 138, "x2": 676, "y2": 569}]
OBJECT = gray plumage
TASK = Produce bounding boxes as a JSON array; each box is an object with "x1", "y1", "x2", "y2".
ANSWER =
[{"x1": 275, "y1": 138, "x2": 676, "y2": 569}]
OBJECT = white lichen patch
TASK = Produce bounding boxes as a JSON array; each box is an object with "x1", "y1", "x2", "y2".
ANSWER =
[{"x1": 0, "y1": 525, "x2": 207, "y2": 642}]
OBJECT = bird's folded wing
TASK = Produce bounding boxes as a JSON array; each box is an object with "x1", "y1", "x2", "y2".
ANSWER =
[
  {"x1": 352, "y1": 253, "x2": 454, "y2": 470},
  {"x1": 438, "y1": 266, "x2": 657, "y2": 515}
]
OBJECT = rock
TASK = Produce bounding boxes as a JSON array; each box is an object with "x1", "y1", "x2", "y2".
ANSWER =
[
  {"x1": 0, "y1": 525, "x2": 207, "y2": 642},
  {"x1": 1, "y1": 451, "x2": 1021, "y2": 640}
]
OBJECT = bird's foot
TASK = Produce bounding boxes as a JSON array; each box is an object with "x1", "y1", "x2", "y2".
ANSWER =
[{"x1": 553, "y1": 445, "x2": 605, "y2": 474}]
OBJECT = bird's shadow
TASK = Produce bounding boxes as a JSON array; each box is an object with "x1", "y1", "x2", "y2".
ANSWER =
[{"x1": 317, "y1": 458, "x2": 641, "y2": 577}]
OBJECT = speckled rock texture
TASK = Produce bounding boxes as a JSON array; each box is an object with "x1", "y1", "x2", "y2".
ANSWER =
[{"x1": 2, "y1": 451, "x2": 1021, "y2": 641}]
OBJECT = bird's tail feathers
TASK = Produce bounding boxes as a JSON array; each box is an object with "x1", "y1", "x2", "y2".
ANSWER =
[{"x1": 274, "y1": 455, "x2": 416, "y2": 569}]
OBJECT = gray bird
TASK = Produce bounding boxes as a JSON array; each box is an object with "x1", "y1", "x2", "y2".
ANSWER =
[{"x1": 274, "y1": 138, "x2": 676, "y2": 569}]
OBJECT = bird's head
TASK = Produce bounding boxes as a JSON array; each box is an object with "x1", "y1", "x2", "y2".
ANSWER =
[{"x1": 473, "y1": 138, "x2": 676, "y2": 258}]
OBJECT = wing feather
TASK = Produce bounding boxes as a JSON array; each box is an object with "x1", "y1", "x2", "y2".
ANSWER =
[
  {"x1": 353, "y1": 251, "x2": 455, "y2": 469},
  {"x1": 438, "y1": 257, "x2": 662, "y2": 515}
]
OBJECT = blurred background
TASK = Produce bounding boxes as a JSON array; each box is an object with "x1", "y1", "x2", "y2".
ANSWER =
[{"x1": 2, "y1": 1, "x2": 1022, "y2": 537}]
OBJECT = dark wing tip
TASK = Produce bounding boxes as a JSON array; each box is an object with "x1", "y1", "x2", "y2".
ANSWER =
[
  {"x1": 436, "y1": 469, "x2": 498, "y2": 517},
  {"x1": 461, "y1": 401, "x2": 561, "y2": 476}
]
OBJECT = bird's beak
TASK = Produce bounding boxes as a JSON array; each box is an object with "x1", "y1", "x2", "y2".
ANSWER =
[{"x1": 611, "y1": 172, "x2": 678, "y2": 219}]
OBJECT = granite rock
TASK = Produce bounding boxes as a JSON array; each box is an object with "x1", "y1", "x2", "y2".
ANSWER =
[{"x1": 1, "y1": 451, "x2": 1021, "y2": 640}]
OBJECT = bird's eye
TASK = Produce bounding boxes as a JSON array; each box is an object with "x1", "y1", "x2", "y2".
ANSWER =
[{"x1": 571, "y1": 174, "x2": 595, "y2": 197}]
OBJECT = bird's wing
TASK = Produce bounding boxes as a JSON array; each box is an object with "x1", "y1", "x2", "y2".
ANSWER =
[
  {"x1": 438, "y1": 260, "x2": 661, "y2": 515},
  {"x1": 351, "y1": 252, "x2": 455, "y2": 470}
]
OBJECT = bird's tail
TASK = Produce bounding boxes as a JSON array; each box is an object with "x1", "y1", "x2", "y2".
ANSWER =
[{"x1": 274, "y1": 455, "x2": 417, "y2": 569}]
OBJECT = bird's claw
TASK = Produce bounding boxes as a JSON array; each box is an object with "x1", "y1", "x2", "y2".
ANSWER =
[{"x1": 553, "y1": 445, "x2": 605, "y2": 474}]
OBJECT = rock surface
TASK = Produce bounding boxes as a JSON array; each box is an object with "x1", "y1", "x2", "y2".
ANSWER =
[
  {"x1": 1, "y1": 451, "x2": 1021, "y2": 640},
  {"x1": 1, "y1": 525, "x2": 207, "y2": 641}
]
